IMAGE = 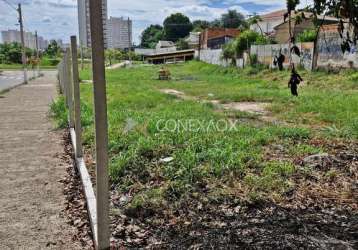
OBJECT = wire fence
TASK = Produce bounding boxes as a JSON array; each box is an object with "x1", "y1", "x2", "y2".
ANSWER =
[{"x1": 57, "y1": 37, "x2": 99, "y2": 247}]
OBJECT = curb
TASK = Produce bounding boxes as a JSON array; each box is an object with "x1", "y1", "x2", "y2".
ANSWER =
[
  {"x1": 0, "y1": 73, "x2": 42, "y2": 93},
  {"x1": 69, "y1": 128, "x2": 98, "y2": 246},
  {"x1": 0, "y1": 82, "x2": 25, "y2": 93}
]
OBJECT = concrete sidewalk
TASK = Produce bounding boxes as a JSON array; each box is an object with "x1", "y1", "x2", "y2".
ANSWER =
[{"x1": 0, "y1": 72, "x2": 82, "y2": 249}]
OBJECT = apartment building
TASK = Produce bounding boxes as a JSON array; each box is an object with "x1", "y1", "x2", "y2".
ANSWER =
[
  {"x1": 77, "y1": 0, "x2": 108, "y2": 48},
  {"x1": 1, "y1": 29, "x2": 48, "y2": 50},
  {"x1": 107, "y1": 17, "x2": 132, "y2": 49}
]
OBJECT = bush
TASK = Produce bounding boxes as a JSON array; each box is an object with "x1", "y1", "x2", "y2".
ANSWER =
[
  {"x1": 297, "y1": 29, "x2": 317, "y2": 42},
  {"x1": 41, "y1": 57, "x2": 60, "y2": 66},
  {"x1": 250, "y1": 54, "x2": 258, "y2": 66},
  {"x1": 0, "y1": 42, "x2": 34, "y2": 64},
  {"x1": 50, "y1": 96, "x2": 68, "y2": 129},
  {"x1": 222, "y1": 30, "x2": 270, "y2": 63},
  {"x1": 176, "y1": 38, "x2": 189, "y2": 50}
]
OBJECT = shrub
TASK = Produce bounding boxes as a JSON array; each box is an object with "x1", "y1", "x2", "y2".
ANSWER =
[
  {"x1": 50, "y1": 96, "x2": 68, "y2": 129},
  {"x1": 297, "y1": 29, "x2": 317, "y2": 42},
  {"x1": 222, "y1": 30, "x2": 270, "y2": 63}
]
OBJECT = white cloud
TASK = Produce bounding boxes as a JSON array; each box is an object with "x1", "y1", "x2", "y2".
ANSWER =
[{"x1": 0, "y1": 0, "x2": 313, "y2": 44}]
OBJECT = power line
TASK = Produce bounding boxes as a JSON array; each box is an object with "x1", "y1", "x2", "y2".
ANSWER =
[{"x1": 0, "y1": 0, "x2": 17, "y2": 11}]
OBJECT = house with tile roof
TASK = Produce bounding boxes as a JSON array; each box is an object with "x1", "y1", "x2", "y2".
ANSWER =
[{"x1": 250, "y1": 9, "x2": 287, "y2": 35}]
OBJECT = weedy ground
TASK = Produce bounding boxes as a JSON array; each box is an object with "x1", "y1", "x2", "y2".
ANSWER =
[{"x1": 51, "y1": 61, "x2": 358, "y2": 248}]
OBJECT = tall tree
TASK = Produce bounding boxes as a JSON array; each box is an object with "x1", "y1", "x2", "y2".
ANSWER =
[
  {"x1": 210, "y1": 19, "x2": 222, "y2": 28},
  {"x1": 311, "y1": 0, "x2": 358, "y2": 47},
  {"x1": 192, "y1": 20, "x2": 211, "y2": 31},
  {"x1": 140, "y1": 25, "x2": 164, "y2": 48},
  {"x1": 221, "y1": 10, "x2": 248, "y2": 29},
  {"x1": 248, "y1": 14, "x2": 264, "y2": 35},
  {"x1": 287, "y1": 0, "x2": 300, "y2": 42},
  {"x1": 45, "y1": 40, "x2": 61, "y2": 58},
  {"x1": 163, "y1": 13, "x2": 193, "y2": 42},
  {"x1": 176, "y1": 38, "x2": 189, "y2": 50}
]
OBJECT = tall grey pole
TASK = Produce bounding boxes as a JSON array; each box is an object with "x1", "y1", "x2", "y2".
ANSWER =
[
  {"x1": 18, "y1": 4, "x2": 28, "y2": 84},
  {"x1": 80, "y1": 43, "x2": 84, "y2": 70},
  {"x1": 35, "y1": 31, "x2": 40, "y2": 77},
  {"x1": 89, "y1": 0, "x2": 109, "y2": 249},
  {"x1": 70, "y1": 36, "x2": 83, "y2": 158}
]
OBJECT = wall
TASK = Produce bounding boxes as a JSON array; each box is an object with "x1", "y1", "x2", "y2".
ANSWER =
[
  {"x1": 197, "y1": 49, "x2": 247, "y2": 68},
  {"x1": 135, "y1": 47, "x2": 177, "y2": 56},
  {"x1": 198, "y1": 49, "x2": 231, "y2": 67},
  {"x1": 250, "y1": 42, "x2": 314, "y2": 70},
  {"x1": 135, "y1": 48, "x2": 156, "y2": 56},
  {"x1": 317, "y1": 24, "x2": 358, "y2": 69}
]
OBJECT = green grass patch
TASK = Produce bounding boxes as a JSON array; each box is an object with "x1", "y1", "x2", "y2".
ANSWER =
[{"x1": 51, "y1": 61, "x2": 358, "y2": 207}]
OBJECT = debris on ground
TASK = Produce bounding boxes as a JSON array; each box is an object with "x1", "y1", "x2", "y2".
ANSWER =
[
  {"x1": 159, "y1": 67, "x2": 171, "y2": 80},
  {"x1": 302, "y1": 153, "x2": 338, "y2": 169},
  {"x1": 107, "y1": 137, "x2": 358, "y2": 249},
  {"x1": 61, "y1": 131, "x2": 94, "y2": 249}
]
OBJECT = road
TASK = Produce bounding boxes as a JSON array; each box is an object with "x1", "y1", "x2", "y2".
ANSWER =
[{"x1": 0, "y1": 71, "x2": 25, "y2": 92}]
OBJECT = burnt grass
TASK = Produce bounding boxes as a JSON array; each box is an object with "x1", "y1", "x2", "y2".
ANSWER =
[
  {"x1": 110, "y1": 199, "x2": 357, "y2": 249},
  {"x1": 109, "y1": 138, "x2": 358, "y2": 249}
]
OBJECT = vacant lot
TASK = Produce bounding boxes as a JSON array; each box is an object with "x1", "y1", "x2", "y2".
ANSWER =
[{"x1": 52, "y1": 61, "x2": 357, "y2": 249}]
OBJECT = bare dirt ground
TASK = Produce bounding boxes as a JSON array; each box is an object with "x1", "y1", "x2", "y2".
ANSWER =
[
  {"x1": 0, "y1": 72, "x2": 88, "y2": 249},
  {"x1": 159, "y1": 88, "x2": 279, "y2": 124}
]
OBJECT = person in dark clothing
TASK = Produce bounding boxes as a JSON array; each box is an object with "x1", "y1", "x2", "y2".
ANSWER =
[
  {"x1": 277, "y1": 52, "x2": 285, "y2": 71},
  {"x1": 288, "y1": 68, "x2": 303, "y2": 96}
]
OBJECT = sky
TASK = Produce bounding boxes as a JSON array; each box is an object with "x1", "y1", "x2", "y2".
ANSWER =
[{"x1": 0, "y1": 0, "x2": 313, "y2": 45}]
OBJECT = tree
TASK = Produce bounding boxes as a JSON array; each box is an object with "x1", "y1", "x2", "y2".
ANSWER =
[
  {"x1": 176, "y1": 38, "x2": 189, "y2": 50},
  {"x1": 287, "y1": 0, "x2": 300, "y2": 43},
  {"x1": 192, "y1": 20, "x2": 210, "y2": 31},
  {"x1": 0, "y1": 42, "x2": 33, "y2": 64},
  {"x1": 140, "y1": 25, "x2": 164, "y2": 48},
  {"x1": 105, "y1": 49, "x2": 123, "y2": 65},
  {"x1": 222, "y1": 41, "x2": 236, "y2": 64},
  {"x1": 248, "y1": 14, "x2": 264, "y2": 35},
  {"x1": 163, "y1": 13, "x2": 193, "y2": 42},
  {"x1": 222, "y1": 30, "x2": 269, "y2": 64},
  {"x1": 310, "y1": 0, "x2": 358, "y2": 48},
  {"x1": 45, "y1": 40, "x2": 61, "y2": 58},
  {"x1": 221, "y1": 10, "x2": 248, "y2": 29},
  {"x1": 210, "y1": 19, "x2": 222, "y2": 28},
  {"x1": 297, "y1": 29, "x2": 317, "y2": 42}
]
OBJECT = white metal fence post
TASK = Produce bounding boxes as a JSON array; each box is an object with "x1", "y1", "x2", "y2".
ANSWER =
[
  {"x1": 70, "y1": 36, "x2": 83, "y2": 158},
  {"x1": 89, "y1": 0, "x2": 110, "y2": 249}
]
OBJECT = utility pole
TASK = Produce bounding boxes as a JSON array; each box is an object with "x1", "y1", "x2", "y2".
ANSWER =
[
  {"x1": 89, "y1": 0, "x2": 109, "y2": 249},
  {"x1": 35, "y1": 31, "x2": 40, "y2": 77},
  {"x1": 80, "y1": 43, "x2": 84, "y2": 70},
  {"x1": 17, "y1": 4, "x2": 28, "y2": 83},
  {"x1": 18, "y1": 4, "x2": 27, "y2": 84}
]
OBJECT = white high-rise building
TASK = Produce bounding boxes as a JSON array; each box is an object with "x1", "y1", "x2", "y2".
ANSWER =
[
  {"x1": 1, "y1": 29, "x2": 48, "y2": 50},
  {"x1": 1, "y1": 30, "x2": 21, "y2": 44},
  {"x1": 77, "y1": 0, "x2": 108, "y2": 48},
  {"x1": 107, "y1": 17, "x2": 132, "y2": 49}
]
